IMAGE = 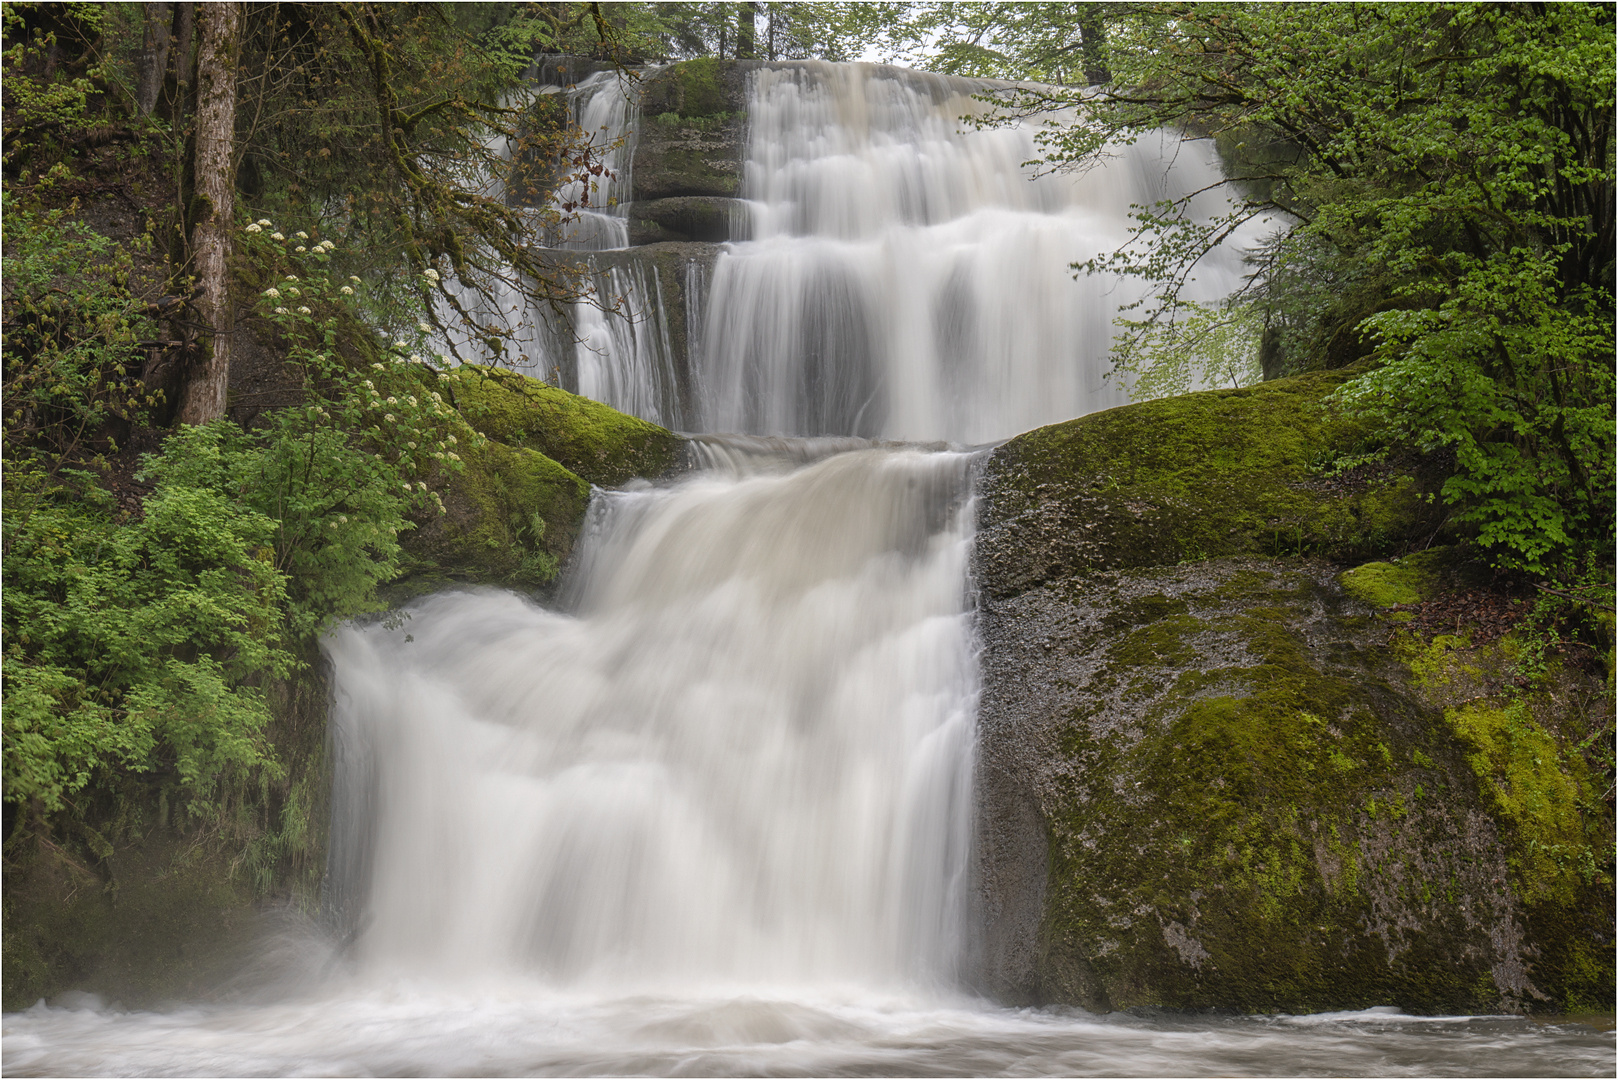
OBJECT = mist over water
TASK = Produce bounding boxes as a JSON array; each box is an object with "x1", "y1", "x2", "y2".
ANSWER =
[{"x1": 4, "y1": 63, "x2": 1612, "y2": 1078}]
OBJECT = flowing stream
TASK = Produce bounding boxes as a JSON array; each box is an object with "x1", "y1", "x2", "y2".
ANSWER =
[{"x1": 4, "y1": 62, "x2": 1612, "y2": 1078}]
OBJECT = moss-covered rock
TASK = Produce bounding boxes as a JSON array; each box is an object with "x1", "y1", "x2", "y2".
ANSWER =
[
  {"x1": 972, "y1": 376, "x2": 1614, "y2": 1016},
  {"x1": 974, "y1": 367, "x2": 1449, "y2": 599},
  {"x1": 1338, "y1": 547, "x2": 1458, "y2": 610},
  {"x1": 398, "y1": 436, "x2": 590, "y2": 596},
  {"x1": 631, "y1": 60, "x2": 757, "y2": 200},
  {"x1": 446, "y1": 365, "x2": 686, "y2": 488},
  {"x1": 973, "y1": 557, "x2": 1614, "y2": 1015},
  {"x1": 2, "y1": 832, "x2": 265, "y2": 1011}
]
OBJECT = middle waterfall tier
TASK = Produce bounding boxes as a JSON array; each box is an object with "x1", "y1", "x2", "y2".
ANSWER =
[{"x1": 325, "y1": 440, "x2": 979, "y2": 991}]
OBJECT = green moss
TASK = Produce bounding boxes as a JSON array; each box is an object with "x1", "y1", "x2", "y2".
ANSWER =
[
  {"x1": 1340, "y1": 546, "x2": 1465, "y2": 610},
  {"x1": 1446, "y1": 699, "x2": 1592, "y2": 906},
  {"x1": 668, "y1": 57, "x2": 727, "y2": 117},
  {"x1": 978, "y1": 368, "x2": 1450, "y2": 592},
  {"x1": 1034, "y1": 565, "x2": 1556, "y2": 1014},
  {"x1": 447, "y1": 365, "x2": 684, "y2": 488},
  {"x1": 399, "y1": 437, "x2": 589, "y2": 591},
  {"x1": 1340, "y1": 561, "x2": 1426, "y2": 607}
]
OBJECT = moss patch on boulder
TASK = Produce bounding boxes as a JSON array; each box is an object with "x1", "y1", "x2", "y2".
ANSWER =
[
  {"x1": 447, "y1": 365, "x2": 685, "y2": 488},
  {"x1": 974, "y1": 557, "x2": 1613, "y2": 1015},
  {"x1": 399, "y1": 436, "x2": 590, "y2": 595},
  {"x1": 974, "y1": 368, "x2": 1449, "y2": 599}
]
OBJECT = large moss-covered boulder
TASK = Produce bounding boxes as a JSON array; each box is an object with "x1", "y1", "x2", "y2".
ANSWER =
[
  {"x1": 972, "y1": 373, "x2": 1614, "y2": 1016},
  {"x1": 446, "y1": 365, "x2": 686, "y2": 488}
]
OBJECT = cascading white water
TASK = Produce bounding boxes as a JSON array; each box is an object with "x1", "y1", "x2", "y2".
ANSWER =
[
  {"x1": 437, "y1": 69, "x2": 687, "y2": 413},
  {"x1": 7, "y1": 60, "x2": 1612, "y2": 1080},
  {"x1": 699, "y1": 63, "x2": 1255, "y2": 443},
  {"x1": 325, "y1": 442, "x2": 977, "y2": 992}
]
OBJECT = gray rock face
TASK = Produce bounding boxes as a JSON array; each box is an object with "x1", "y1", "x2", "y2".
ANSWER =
[
  {"x1": 631, "y1": 60, "x2": 757, "y2": 202},
  {"x1": 628, "y1": 196, "x2": 749, "y2": 245}
]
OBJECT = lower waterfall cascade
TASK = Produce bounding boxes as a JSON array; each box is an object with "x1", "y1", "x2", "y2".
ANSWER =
[{"x1": 4, "y1": 60, "x2": 1612, "y2": 1080}]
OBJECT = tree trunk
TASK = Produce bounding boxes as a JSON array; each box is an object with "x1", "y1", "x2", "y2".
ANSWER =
[
  {"x1": 135, "y1": 3, "x2": 171, "y2": 116},
  {"x1": 1078, "y1": 5, "x2": 1111, "y2": 85},
  {"x1": 736, "y1": 2, "x2": 756, "y2": 60},
  {"x1": 176, "y1": 2, "x2": 239, "y2": 427}
]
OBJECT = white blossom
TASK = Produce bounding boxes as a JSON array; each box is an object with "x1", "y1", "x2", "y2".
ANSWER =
[
  {"x1": 263, "y1": 287, "x2": 281, "y2": 299},
  {"x1": 295, "y1": 245, "x2": 307, "y2": 253},
  {"x1": 406, "y1": 396, "x2": 417, "y2": 407},
  {"x1": 245, "y1": 223, "x2": 262, "y2": 234},
  {"x1": 418, "y1": 323, "x2": 432, "y2": 334},
  {"x1": 273, "y1": 306, "x2": 289, "y2": 315},
  {"x1": 422, "y1": 268, "x2": 440, "y2": 283},
  {"x1": 350, "y1": 275, "x2": 361, "y2": 284},
  {"x1": 295, "y1": 231, "x2": 309, "y2": 240},
  {"x1": 285, "y1": 287, "x2": 300, "y2": 298},
  {"x1": 383, "y1": 413, "x2": 395, "y2": 423},
  {"x1": 271, "y1": 232, "x2": 285, "y2": 241},
  {"x1": 340, "y1": 286, "x2": 354, "y2": 296},
  {"x1": 386, "y1": 397, "x2": 398, "y2": 405},
  {"x1": 285, "y1": 275, "x2": 298, "y2": 282},
  {"x1": 446, "y1": 434, "x2": 457, "y2": 445},
  {"x1": 256, "y1": 219, "x2": 272, "y2": 227},
  {"x1": 297, "y1": 306, "x2": 312, "y2": 315},
  {"x1": 447, "y1": 451, "x2": 461, "y2": 462}
]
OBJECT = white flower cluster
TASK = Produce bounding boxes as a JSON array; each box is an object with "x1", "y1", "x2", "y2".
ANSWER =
[{"x1": 422, "y1": 268, "x2": 440, "y2": 283}]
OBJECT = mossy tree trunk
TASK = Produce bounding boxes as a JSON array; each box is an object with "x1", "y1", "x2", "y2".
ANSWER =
[{"x1": 176, "y1": 1, "x2": 239, "y2": 427}]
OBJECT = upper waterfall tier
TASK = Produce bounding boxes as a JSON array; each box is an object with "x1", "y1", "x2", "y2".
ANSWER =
[{"x1": 487, "y1": 60, "x2": 1261, "y2": 444}]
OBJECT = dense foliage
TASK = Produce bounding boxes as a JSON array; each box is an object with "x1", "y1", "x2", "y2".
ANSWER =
[{"x1": 869, "y1": 2, "x2": 1615, "y2": 582}]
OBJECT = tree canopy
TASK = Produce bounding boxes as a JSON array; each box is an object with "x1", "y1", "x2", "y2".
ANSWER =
[{"x1": 874, "y1": 2, "x2": 1614, "y2": 581}]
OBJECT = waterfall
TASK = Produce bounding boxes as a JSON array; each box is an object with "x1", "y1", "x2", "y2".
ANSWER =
[
  {"x1": 452, "y1": 62, "x2": 1255, "y2": 441},
  {"x1": 328, "y1": 61, "x2": 1244, "y2": 995},
  {"x1": 326, "y1": 442, "x2": 977, "y2": 990},
  {"x1": 6, "y1": 57, "x2": 1611, "y2": 1080},
  {"x1": 699, "y1": 63, "x2": 1251, "y2": 443}
]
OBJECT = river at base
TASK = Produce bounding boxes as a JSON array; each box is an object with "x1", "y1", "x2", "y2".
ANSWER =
[{"x1": 5, "y1": 982, "x2": 1613, "y2": 1077}]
